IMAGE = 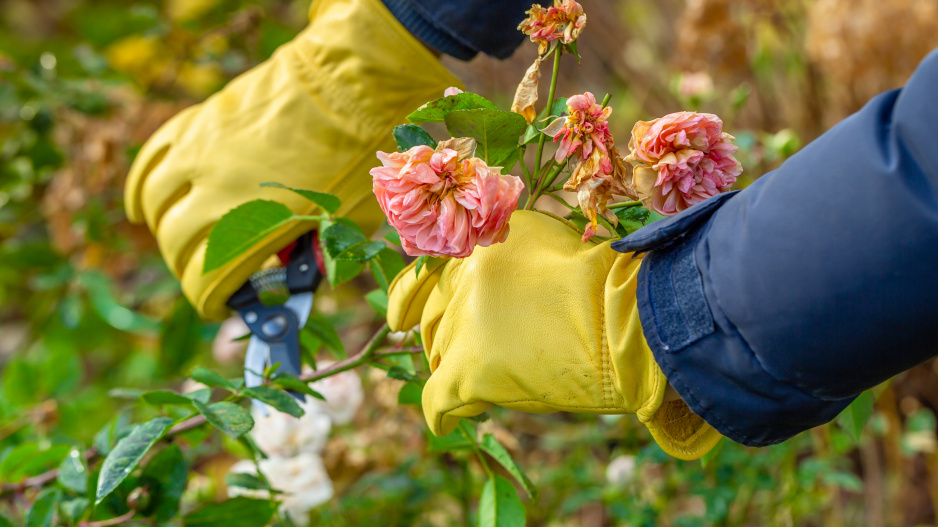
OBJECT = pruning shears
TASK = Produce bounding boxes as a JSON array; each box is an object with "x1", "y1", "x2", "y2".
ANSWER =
[{"x1": 226, "y1": 231, "x2": 324, "y2": 415}]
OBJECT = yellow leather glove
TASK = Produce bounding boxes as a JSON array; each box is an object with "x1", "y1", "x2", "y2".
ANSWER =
[
  {"x1": 387, "y1": 210, "x2": 723, "y2": 460},
  {"x1": 125, "y1": 0, "x2": 461, "y2": 321}
]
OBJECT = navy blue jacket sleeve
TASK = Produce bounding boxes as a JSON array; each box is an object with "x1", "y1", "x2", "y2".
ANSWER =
[
  {"x1": 380, "y1": 0, "x2": 543, "y2": 60},
  {"x1": 612, "y1": 49, "x2": 938, "y2": 447}
]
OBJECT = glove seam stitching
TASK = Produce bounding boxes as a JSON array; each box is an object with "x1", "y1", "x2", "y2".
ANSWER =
[{"x1": 600, "y1": 294, "x2": 611, "y2": 407}]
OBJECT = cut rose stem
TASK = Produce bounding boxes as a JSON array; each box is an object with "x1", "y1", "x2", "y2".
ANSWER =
[{"x1": 531, "y1": 48, "x2": 563, "y2": 195}]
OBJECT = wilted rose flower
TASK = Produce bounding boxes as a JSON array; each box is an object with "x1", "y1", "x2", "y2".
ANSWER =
[
  {"x1": 519, "y1": 0, "x2": 587, "y2": 55},
  {"x1": 625, "y1": 111, "x2": 741, "y2": 215},
  {"x1": 229, "y1": 453, "x2": 333, "y2": 527},
  {"x1": 251, "y1": 398, "x2": 332, "y2": 457},
  {"x1": 543, "y1": 93, "x2": 634, "y2": 242},
  {"x1": 371, "y1": 146, "x2": 523, "y2": 258},
  {"x1": 545, "y1": 92, "x2": 613, "y2": 167}
]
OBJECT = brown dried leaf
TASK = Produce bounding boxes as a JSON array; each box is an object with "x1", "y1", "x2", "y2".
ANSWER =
[
  {"x1": 436, "y1": 137, "x2": 477, "y2": 161},
  {"x1": 511, "y1": 58, "x2": 541, "y2": 124}
]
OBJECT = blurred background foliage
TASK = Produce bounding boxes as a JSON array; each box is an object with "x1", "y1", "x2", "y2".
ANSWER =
[{"x1": 1, "y1": 0, "x2": 938, "y2": 525}]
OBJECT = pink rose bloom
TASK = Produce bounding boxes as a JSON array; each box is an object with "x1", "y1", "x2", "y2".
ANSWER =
[
  {"x1": 371, "y1": 146, "x2": 523, "y2": 258},
  {"x1": 518, "y1": 0, "x2": 587, "y2": 54},
  {"x1": 625, "y1": 111, "x2": 741, "y2": 216}
]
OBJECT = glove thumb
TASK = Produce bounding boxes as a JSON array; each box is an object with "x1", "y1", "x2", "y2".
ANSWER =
[{"x1": 421, "y1": 361, "x2": 492, "y2": 436}]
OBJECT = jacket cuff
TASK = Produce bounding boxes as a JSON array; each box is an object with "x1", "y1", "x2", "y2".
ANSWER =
[
  {"x1": 614, "y1": 195, "x2": 854, "y2": 447},
  {"x1": 379, "y1": 0, "x2": 477, "y2": 60}
]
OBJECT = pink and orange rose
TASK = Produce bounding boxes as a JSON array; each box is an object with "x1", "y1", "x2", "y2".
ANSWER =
[
  {"x1": 625, "y1": 111, "x2": 741, "y2": 215},
  {"x1": 371, "y1": 146, "x2": 522, "y2": 258}
]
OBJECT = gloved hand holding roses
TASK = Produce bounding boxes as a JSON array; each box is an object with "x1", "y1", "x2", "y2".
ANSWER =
[{"x1": 386, "y1": 209, "x2": 722, "y2": 460}]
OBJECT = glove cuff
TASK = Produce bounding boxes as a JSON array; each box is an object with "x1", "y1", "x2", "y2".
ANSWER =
[{"x1": 605, "y1": 254, "x2": 722, "y2": 460}]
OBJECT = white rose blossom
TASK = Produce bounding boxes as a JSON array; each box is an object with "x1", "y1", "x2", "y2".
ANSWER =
[
  {"x1": 251, "y1": 398, "x2": 332, "y2": 457},
  {"x1": 307, "y1": 362, "x2": 364, "y2": 426},
  {"x1": 228, "y1": 453, "x2": 333, "y2": 527},
  {"x1": 605, "y1": 454, "x2": 637, "y2": 486}
]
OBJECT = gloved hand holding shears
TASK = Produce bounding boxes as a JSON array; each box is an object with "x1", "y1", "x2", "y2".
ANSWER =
[{"x1": 124, "y1": 0, "x2": 459, "y2": 404}]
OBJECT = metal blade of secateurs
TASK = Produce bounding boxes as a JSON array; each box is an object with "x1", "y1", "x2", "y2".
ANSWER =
[
  {"x1": 285, "y1": 292, "x2": 313, "y2": 328},
  {"x1": 244, "y1": 334, "x2": 270, "y2": 416},
  {"x1": 272, "y1": 291, "x2": 314, "y2": 401}
]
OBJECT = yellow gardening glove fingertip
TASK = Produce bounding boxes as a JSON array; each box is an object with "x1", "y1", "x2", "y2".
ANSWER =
[
  {"x1": 421, "y1": 366, "x2": 492, "y2": 436},
  {"x1": 644, "y1": 400, "x2": 724, "y2": 461}
]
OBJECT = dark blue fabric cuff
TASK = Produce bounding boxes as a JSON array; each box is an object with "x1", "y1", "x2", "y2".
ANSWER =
[
  {"x1": 380, "y1": 0, "x2": 478, "y2": 60},
  {"x1": 612, "y1": 49, "x2": 938, "y2": 447},
  {"x1": 380, "y1": 0, "x2": 541, "y2": 60},
  {"x1": 615, "y1": 195, "x2": 854, "y2": 446}
]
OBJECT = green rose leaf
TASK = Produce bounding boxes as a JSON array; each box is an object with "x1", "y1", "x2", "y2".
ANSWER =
[
  {"x1": 243, "y1": 386, "x2": 305, "y2": 418},
  {"x1": 319, "y1": 218, "x2": 367, "y2": 287},
  {"x1": 92, "y1": 413, "x2": 133, "y2": 456},
  {"x1": 444, "y1": 108, "x2": 527, "y2": 169},
  {"x1": 700, "y1": 437, "x2": 725, "y2": 468},
  {"x1": 225, "y1": 473, "x2": 279, "y2": 493},
  {"x1": 204, "y1": 200, "x2": 295, "y2": 274},
  {"x1": 427, "y1": 428, "x2": 474, "y2": 452},
  {"x1": 140, "y1": 444, "x2": 188, "y2": 521},
  {"x1": 26, "y1": 488, "x2": 62, "y2": 527},
  {"x1": 142, "y1": 390, "x2": 196, "y2": 407},
  {"x1": 190, "y1": 366, "x2": 236, "y2": 392},
  {"x1": 336, "y1": 240, "x2": 385, "y2": 262},
  {"x1": 371, "y1": 248, "x2": 406, "y2": 292},
  {"x1": 271, "y1": 372, "x2": 325, "y2": 400},
  {"x1": 407, "y1": 92, "x2": 498, "y2": 123},
  {"x1": 160, "y1": 298, "x2": 202, "y2": 375},
  {"x1": 446, "y1": 108, "x2": 528, "y2": 171},
  {"x1": 193, "y1": 401, "x2": 254, "y2": 439},
  {"x1": 478, "y1": 476, "x2": 526, "y2": 527},
  {"x1": 414, "y1": 255, "x2": 447, "y2": 279},
  {"x1": 57, "y1": 449, "x2": 88, "y2": 494},
  {"x1": 613, "y1": 204, "x2": 651, "y2": 237},
  {"x1": 0, "y1": 443, "x2": 38, "y2": 482},
  {"x1": 58, "y1": 498, "x2": 90, "y2": 524},
  {"x1": 393, "y1": 124, "x2": 437, "y2": 151},
  {"x1": 322, "y1": 222, "x2": 366, "y2": 259},
  {"x1": 384, "y1": 230, "x2": 402, "y2": 247},
  {"x1": 96, "y1": 417, "x2": 173, "y2": 504},
  {"x1": 398, "y1": 382, "x2": 423, "y2": 405},
  {"x1": 365, "y1": 289, "x2": 389, "y2": 317},
  {"x1": 480, "y1": 434, "x2": 538, "y2": 501},
  {"x1": 260, "y1": 181, "x2": 341, "y2": 215},
  {"x1": 837, "y1": 389, "x2": 875, "y2": 443},
  {"x1": 0, "y1": 443, "x2": 69, "y2": 483},
  {"x1": 304, "y1": 314, "x2": 346, "y2": 359},
  {"x1": 183, "y1": 497, "x2": 276, "y2": 527}
]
